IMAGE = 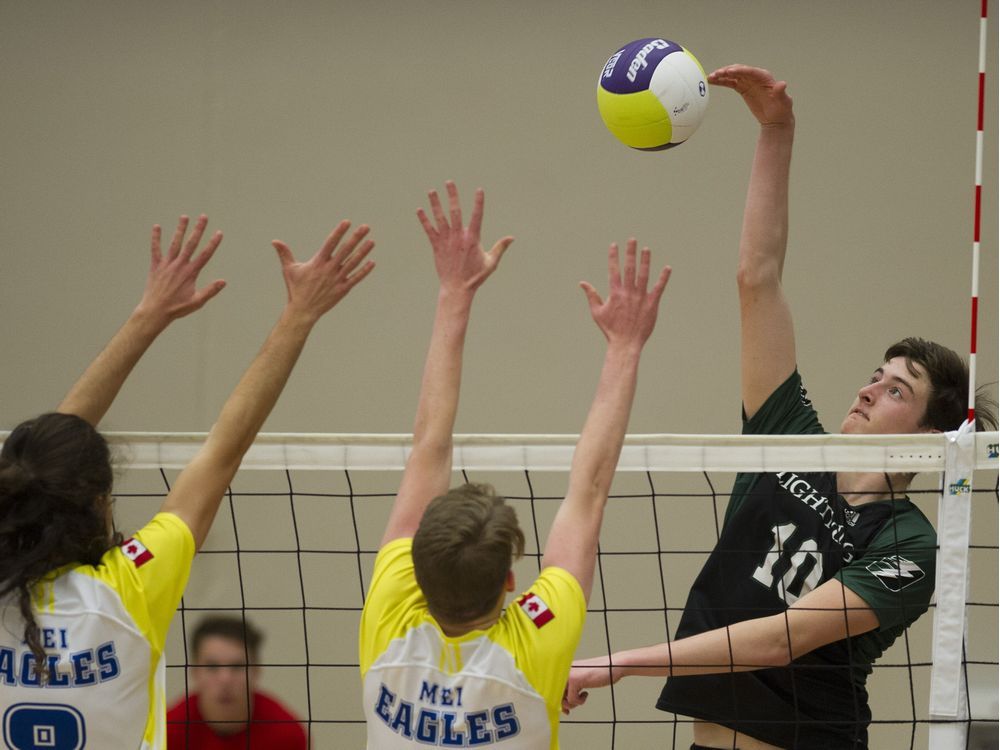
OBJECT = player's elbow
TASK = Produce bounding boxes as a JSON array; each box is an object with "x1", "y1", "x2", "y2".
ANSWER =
[
  {"x1": 763, "y1": 645, "x2": 795, "y2": 668},
  {"x1": 756, "y1": 621, "x2": 797, "y2": 668},
  {"x1": 736, "y1": 257, "x2": 782, "y2": 294},
  {"x1": 757, "y1": 613, "x2": 834, "y2": 668},
  {"x1": 749, "y1": 641, "x2": 793, "y2": 669}
]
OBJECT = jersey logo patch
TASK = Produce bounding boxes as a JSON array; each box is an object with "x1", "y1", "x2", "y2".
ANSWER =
[
  {"x1": 798, "y1": 383, "x2": 813, "y2": 408},
  {"x1": 517, "y1": 592, "x2": 554, "y2": 628},
  {"x1": 866, "y1": 555, "x2": 925, "y2": 592},
  {"x1": 121, "y1": 537, "x2": 153, "y2": 568}
]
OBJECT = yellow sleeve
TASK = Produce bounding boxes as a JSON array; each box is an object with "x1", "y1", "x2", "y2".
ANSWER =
[
  {"x1": 507, "y1": 566, "x2": 586, "y2": 708},
  {"x1": 100, "y1": 512, "x2": 196, "y2": 652}
]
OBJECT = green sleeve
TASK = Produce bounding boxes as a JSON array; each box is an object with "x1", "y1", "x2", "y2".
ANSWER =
[
  {"x1": 836, "y1": 507, "x2": 936, "y2": 631},
  {"x1": 742, "y1": 369, "x2": 824, "y2": 437},
  {"x1": 727, "y1": 371, "x2": 825, "y2": 522}
]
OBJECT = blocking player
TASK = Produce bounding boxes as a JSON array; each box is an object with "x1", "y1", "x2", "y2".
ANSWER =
[
  {"x1": 563, "y1": 65, "x2": 997, "y2": 749},
  {"x1": 0, "y1": 215, "x2": 374, "y2": 747},
  {"x1": 359, "y1": 182, "x2": 670, "y2": 748}
]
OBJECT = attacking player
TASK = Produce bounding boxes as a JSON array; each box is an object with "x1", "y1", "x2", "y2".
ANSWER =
[
  {"x1": 0, "y1": 215, "x2": 374, "y2": 747},
  {"x1": 359, "y1": 182, "x2": 670, "y2": 748},
  {"x1": 563, "y1": 65, "x2": 997, "y2": 749}
]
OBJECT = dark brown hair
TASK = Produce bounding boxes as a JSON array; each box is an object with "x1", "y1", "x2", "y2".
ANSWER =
[
  {"x1": 191, "y1": 615, "x2": 263, "y2": 663},
  {"x1": 412, "y1": 483, "x2": 525, "y2": 625},
  {"x1": 0, "y1": 413, "x2": 118, "y2": 678},
  {"x1": 884, "y1": 337, "x2": 998, "y2": 431}
]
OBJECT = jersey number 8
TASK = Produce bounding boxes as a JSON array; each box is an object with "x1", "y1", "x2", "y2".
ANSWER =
[{"x1": 3, "y1": 704, "x2": 85, "y2": 750}]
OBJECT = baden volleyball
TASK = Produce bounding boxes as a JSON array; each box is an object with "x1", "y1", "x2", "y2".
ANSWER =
[{"x1": 597, "y1": 38, "x2": 709, "y2": 150}]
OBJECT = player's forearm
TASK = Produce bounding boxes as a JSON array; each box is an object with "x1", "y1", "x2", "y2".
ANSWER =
[
  {"x1": 737, "y1": 121, "x2": 794, "y2": 289},
  {"x1": 613, "y1": 615, "x2": 792, "y2": 680},
  {"x1": 410, "y1": 288, "x2": 475, "y2": 453},
  {"x1": 203, "y1": 307, "x2": 314, "y2": 464},
  {"x1": 567, "y1": 342, "x2": 642, "y2": 500},
  {"x1": 380, "y1": 290, "x2": 476, "y2": 545},
  {"x1": 57, "y1": 307, "x2": 173, "y2": 425}
]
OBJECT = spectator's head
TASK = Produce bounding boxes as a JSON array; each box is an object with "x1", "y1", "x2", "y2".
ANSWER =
[{"x1": 189, "y1": 616, "x2": 263, "y2": 735}]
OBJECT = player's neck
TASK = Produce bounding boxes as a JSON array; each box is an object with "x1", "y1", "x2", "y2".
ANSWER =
[
  {"x1": 837, "y1": 470, "x2": 911, "y2": 506},
  {"x1": 437, "y1": 596, "x2": 505, "y2": 637}
]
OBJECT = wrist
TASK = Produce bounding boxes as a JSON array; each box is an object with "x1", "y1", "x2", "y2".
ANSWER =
[
  {"x1": 278, "y1": 305, "x2": 321, "y2": 332},
  {"x1": 437, "y1": 286, "x2": 476, "y2": 309},
  {"x1": 605, "y1": 339, "x2": 644, "y2": 362},
  {"x1": 760, "y1": 117, "x2": 795, "y2": 136},
  {"x1": 127, "y1": 305, "x2": 172, "y2": 338}
]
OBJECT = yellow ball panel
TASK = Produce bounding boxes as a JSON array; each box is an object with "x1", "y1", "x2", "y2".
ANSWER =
[{"x1": 596, "y1": 87, "x2": 673, "y2": 149}]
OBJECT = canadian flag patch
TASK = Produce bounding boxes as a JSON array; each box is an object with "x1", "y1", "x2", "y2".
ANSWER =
[
  {"x1": 517, "y1": 592, "x2": 554, "y2": 628},
  {"x1": 121, "y1": 537, "x2": 154, "y2": 568}
]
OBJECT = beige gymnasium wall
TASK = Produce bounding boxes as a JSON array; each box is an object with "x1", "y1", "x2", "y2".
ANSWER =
[{"x1": 2, "y1": 2, "x2": 997, "y2": 748}]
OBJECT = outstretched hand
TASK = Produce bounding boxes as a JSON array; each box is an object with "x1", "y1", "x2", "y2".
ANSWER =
[
  {"x1": 136, "y1": 214, "x2": 226, "y2": 323},
  {"x1": 272, "y1": 220, "x2": 376, "y2": 323},
  {"x1": 417, "y1": 181, "x2": 513, "y2": 294},
  {"x1": 708, "y1": 64, "x2": 794, "y2": 128},
  {"x1": 580, "y1": 239, "x2": 671, "y2": 348}
]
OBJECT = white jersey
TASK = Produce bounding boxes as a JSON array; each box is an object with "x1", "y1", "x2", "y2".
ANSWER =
[{"x1": 0, "y1": 512, "x2": 194, "y2": 750}]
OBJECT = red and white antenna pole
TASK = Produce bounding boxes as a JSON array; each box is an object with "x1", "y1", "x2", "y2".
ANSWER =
[{"x1": 968, "y1": 0, "x2": 988, "y2": 425}]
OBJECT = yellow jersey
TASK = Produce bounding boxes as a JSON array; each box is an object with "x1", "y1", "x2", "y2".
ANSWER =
[
  {"x1": 359, "y1": 538, "x2": 585, "y2": 749},
  {"x1": 0, "y1": 512, "x2": 194, "y2": 749}
]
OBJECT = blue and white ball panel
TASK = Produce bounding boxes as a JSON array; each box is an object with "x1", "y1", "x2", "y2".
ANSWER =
[{"x1": 648, "y1": 49, "x2": 709, "y2": 144}]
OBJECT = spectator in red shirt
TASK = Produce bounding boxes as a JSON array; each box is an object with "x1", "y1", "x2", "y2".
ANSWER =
[{"x1": 167, "y1": 616, "x2": 308, "y2": 749}]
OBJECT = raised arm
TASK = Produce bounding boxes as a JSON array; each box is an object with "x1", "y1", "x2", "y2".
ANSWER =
[
  {"x1": 708, "y1": 65, "x2": 796, "y2": 419},
  {"x1": 563, "y1": 578, "x2": 878, "y2": 713},
  {"x1": 541, "y1": 240, "x2": 670, "y2": 600},
  {"x1": 57, "y1": 215, "x2": 226, "y2": 425},
  {"x1": 160, "y1": 221, "x2": 375, "y2": 549},
  {"x1": 379, "y1": 182, "x2": 513, "y2": 547}
]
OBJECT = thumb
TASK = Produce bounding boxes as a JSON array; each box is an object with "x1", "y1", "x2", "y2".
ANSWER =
[
  {"x1": 272, "y1": 240, "x2": 296, "y2": 268},
  {"x1": 488, "y1": 235, "x2": 515, "y2": 263},
  {"x1": 579, "y1": 281, "x2": 603, "y2": 312},
  {"x1": 193, "y1": 280, "x2": 227, "y2": 307}
]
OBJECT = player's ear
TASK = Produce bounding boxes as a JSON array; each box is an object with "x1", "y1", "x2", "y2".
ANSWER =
[{"x1": 505, "y1": 570, "x2": 516, "y2": 593}]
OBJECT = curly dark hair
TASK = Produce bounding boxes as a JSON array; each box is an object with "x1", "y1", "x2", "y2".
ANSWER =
[{"x1": 0, "y1": 412, "x2": 120, "y2": 680}]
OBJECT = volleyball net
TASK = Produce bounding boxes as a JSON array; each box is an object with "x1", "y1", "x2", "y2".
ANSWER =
[{"x1": 104, "y1": 430, "x2": 999, "y2": 750}]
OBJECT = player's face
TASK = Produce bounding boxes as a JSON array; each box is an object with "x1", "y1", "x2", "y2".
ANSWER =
[
  {"x1": 190, "y1": 635, "x2": 259, "y2": 733},
  {"x1": 840, "y1": 357, "x2": 934, "y2": 435}
]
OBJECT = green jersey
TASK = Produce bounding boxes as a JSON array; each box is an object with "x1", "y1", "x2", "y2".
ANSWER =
[{"x1": 657, "y1": 371, "x2": 936, "y2": 749}]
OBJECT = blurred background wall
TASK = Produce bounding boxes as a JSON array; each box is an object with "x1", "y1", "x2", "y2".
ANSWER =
[{"x1": 2, "y1": 2, "x2": 996, "y2": 748}]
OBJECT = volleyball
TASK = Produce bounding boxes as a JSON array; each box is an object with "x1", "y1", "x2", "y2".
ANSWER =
[{"x1": 597, "y1": 38, "x2": 709, "y2": 150}]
